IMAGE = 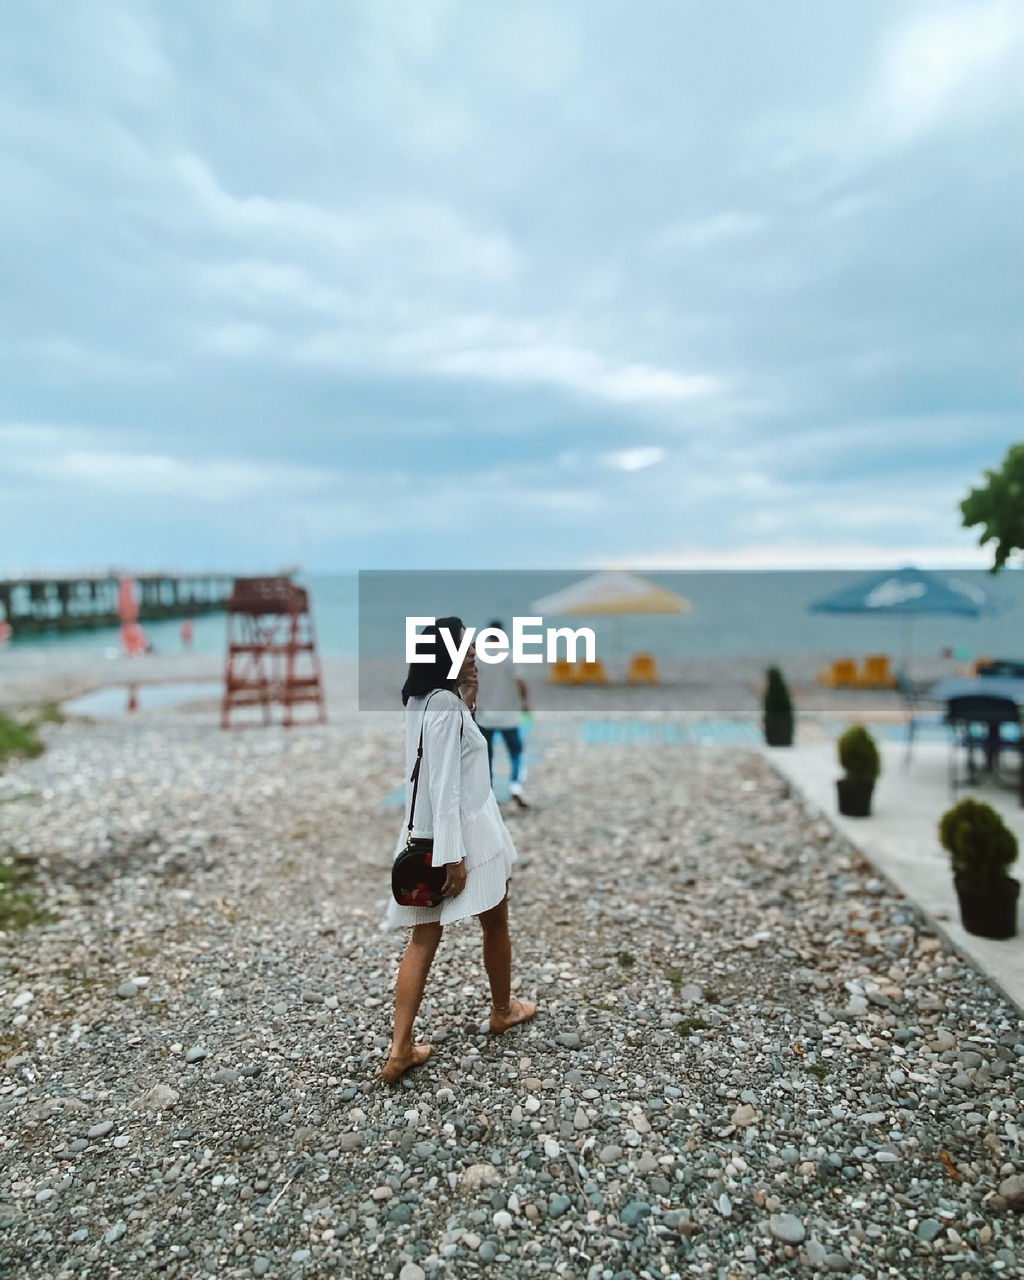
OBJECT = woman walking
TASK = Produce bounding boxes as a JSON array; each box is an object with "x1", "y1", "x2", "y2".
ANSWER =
[{"x1": 384, "y1": 617, "x2": 536, "y2": 1084}]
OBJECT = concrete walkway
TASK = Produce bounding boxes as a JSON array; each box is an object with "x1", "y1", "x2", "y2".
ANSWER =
[{"x1": 765, "y1": 735, "x2": 1024, "y2": 1015}]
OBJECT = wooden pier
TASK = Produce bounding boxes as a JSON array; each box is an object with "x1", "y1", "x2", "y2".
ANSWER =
[{"x1": 0, "y1": 572, "x2": 236, "y2": 637}]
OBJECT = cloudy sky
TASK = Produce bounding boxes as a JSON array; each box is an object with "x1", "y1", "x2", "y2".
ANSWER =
[{"x1": 1, "y1": 0, "x2": 1021, "y2": 573}]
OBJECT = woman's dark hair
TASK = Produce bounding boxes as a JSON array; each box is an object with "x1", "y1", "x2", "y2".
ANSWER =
[{"x1": 401, "y1": 616, "x2": 465, "y2": 705}]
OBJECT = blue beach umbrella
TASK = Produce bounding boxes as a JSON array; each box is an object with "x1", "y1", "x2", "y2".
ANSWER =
[{"x1": 808, "y1": 566, "x2": 1002, "y2": 670}]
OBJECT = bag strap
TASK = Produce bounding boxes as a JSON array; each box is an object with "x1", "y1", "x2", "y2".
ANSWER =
[{"x1": 407, "y1": 691, "x2": 464, "y2": 838}]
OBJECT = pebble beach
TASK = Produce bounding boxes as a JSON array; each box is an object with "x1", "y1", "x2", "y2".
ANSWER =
[{"x1": 2, "y1": 673, "x2": 1024, "y2": 1279}]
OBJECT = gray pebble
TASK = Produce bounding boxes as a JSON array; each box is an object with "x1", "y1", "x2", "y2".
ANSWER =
[
  {"x1": 769, "y1": 1212, "x2": 806, "y2": 1244},
  {"x1": 997, "y1": 1174, "x2": 1024, "y2": 1210},
  {"x1": 621, "y1": 1201, "x2": 651, "y2": 1226},
  {"x1": 806, "y1": 1239, "x2": 827, "y2": 1265}
]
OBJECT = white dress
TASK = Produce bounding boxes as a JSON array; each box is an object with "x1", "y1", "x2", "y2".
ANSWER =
[{"x1": 385, "y1": 690, "x2": 517, "y2": 929}]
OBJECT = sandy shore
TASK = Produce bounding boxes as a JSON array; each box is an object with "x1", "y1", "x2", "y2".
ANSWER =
[
  {"x1": 0, "y1": 645, "x2": 961, "y2": 724},
  {"x1": 1, "y1": 701, "x2": 1022, "y2": 1278}
]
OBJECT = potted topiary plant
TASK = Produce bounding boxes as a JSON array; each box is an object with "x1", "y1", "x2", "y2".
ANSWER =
[
  {"x1": 836, "y1": 725, "x2": 881, "y2": 817},
  {"x1": 939, "y1": 798, "x2": 1019, "y2": 939},
  {"x1": 763, "y1": 667, "x2": 794, "y2": 746}
]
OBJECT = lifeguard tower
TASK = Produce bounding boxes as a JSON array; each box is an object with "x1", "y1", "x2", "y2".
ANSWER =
[{"x1": 221, "y1": 576, "x2": 327, "y2": 729}]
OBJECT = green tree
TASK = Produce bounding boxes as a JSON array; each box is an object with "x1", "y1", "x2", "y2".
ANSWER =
[{"x1": 960, "y1": 443, "x2": 1024, "y2": 572}]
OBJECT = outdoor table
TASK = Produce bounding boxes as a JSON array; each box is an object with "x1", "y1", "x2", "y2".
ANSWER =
[
  {"x1": 976, "y1": 659, "x2": 1024, "y2": 678},
  {"x1": 927, "y1": 676, "x2": 1024, "y2": 805}
]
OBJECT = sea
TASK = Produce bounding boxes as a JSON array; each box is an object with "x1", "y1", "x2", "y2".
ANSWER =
[{"x1": 5, "y1": 570, "x2": 1022, "y2": 668}]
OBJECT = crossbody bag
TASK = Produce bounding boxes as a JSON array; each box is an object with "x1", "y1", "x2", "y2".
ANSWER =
[{"x1": 391, "y1": 691, "x2": 464, "y2": 908}]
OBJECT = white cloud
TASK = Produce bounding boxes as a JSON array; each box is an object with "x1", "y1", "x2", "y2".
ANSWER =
[
  {"x1": 174, "y1": 154, "x2": 520, "y2": 283},
  {"x1": 3, "y1": 339, "x2": 169, "y2": 381},
  {"x1": 0, "y1": 422, "x2": 96, "y2": 449},
  {"x1": 192, "y1": 259, "x2": 353, "y2": 315},
  {"x1": 7, "y1": 438, "x2": 336, "y2": 503},
  {"x1": 173, "y1": 154, "x2": 359, "y2": 248},
  {"x1": 601, "y1": 447, "x2": 666, "y2": 472},
  {"x1": 615, "y1": 541, "x2": 999, "y2": 571},
  {"x1": 432, "y1": 342, "x2": 724, "y2": 404},
  {"x1": 201, "y1": 322, "x2": 279, "y2": 358},
  {"x1": 285, "y1": 310, "x2": 727, "y2": 406},
  {"x1": 0, "y1": 3, "x2": 1019, "y2": 574},
  {"x1": 735, "y1": 1, "x2": 1023, "y2": 189},
  {"x1": 652, "y1": 211, "x2": 768, "y2": 254},
  {"x1": 868, "y1": 0, "x2": 1022, "y2": 145}
]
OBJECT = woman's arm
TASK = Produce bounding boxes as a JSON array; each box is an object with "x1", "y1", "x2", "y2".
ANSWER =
[{"x1": 423, "y1": 698, "x2": 469, "y2": 869}]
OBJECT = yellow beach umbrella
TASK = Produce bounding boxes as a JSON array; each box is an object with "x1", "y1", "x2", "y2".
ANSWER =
[
  {"x1": 531, "y1": 570, "x2": 691, "y2": 617},
  {"x1": 531, "y1": 571, "x2": 692, "y2": 679}
]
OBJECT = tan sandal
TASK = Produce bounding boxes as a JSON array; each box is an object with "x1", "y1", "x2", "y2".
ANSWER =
[
  {"x1": 382, "y1": 1043, "x2": 431, "y2": 1084},
  {"x1": 489, "y1": 998, "x2": 538, "y2": 1034}
]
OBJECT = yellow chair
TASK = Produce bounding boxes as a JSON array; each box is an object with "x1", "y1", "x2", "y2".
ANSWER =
[
  {"x1": 856, "y1": 654, "x2": 898, "y2": 689},
  {"x1": 627, "y1": 653, "x2": 659, "y2": 684},
  {"x1": 818, "y1": 658, "x2": 858, "y2": 689},
  {"x1": 576, "y1": 660, "x2": 608, "y2": 685},
  {"x1": 549, "y1": 659, "x2": 576, "y2": 684}
]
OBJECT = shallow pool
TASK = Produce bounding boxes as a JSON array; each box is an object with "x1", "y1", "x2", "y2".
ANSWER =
[{"x1": 63, "y1": 681, "x2": 222, "y2": 718}]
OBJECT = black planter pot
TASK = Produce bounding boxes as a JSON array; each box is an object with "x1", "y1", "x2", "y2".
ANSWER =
[
  {"x1": 954, "y1": 876, "x2": 1019, "y2": 939},
  {"x1": 764, "y1": 714, "x2": 793, "y2": 747},
  {"x1": 836, "y1": 777, "x2": 874, "y2": 817}
]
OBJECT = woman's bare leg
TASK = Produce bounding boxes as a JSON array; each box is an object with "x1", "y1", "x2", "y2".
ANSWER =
[
  {"x1": 385, "y1": 922, "x2": 442, "y2": 1082},
  {"x1": 479, "y1": 889, "x2": 537, "y2": 1033}
]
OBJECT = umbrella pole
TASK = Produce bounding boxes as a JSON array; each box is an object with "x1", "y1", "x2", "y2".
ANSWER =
[
  {"x1": 900, "y1": 616, "x2": 913, "y2": 677},
  {"x1": 611, "y1": 616, "x2": 623, "y2": 678}
]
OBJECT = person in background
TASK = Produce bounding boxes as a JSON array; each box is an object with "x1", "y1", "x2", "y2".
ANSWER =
[
  {"x1": 474, "y1": 618, "x2": 530, "y2": 808},
  {"x1": 181, "y1": 618, "x2": 194, "y2": 650}
]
